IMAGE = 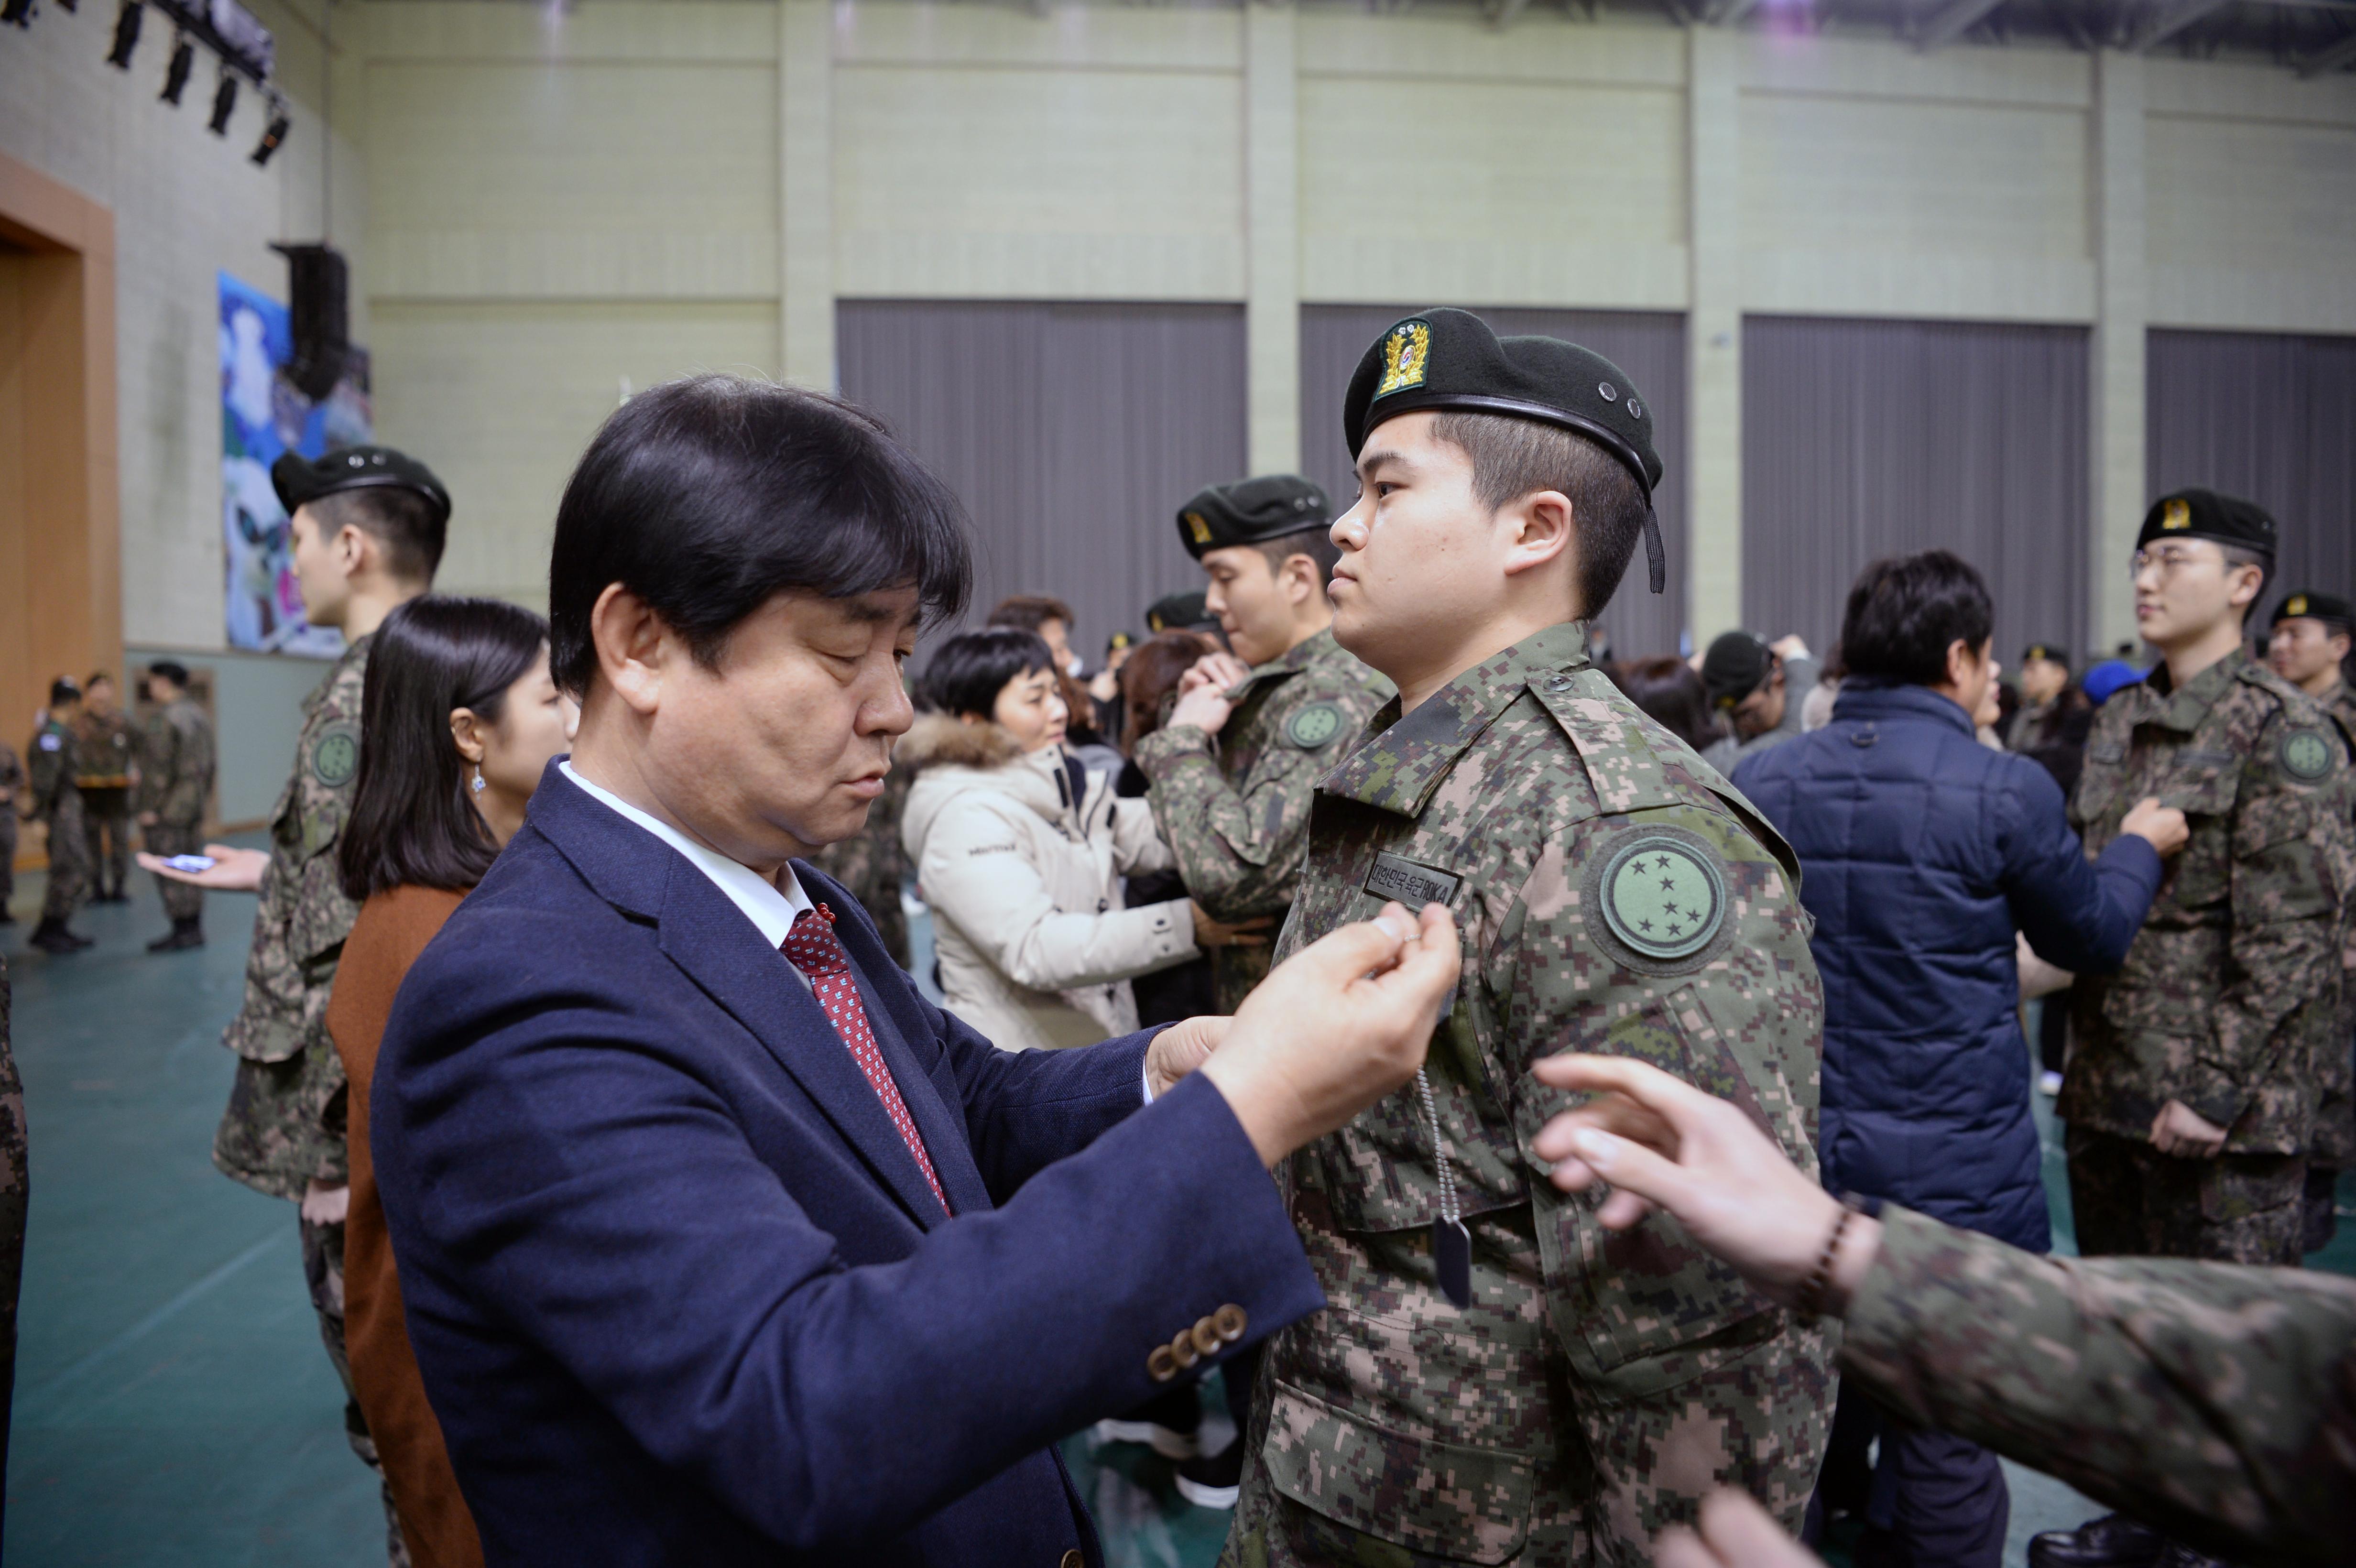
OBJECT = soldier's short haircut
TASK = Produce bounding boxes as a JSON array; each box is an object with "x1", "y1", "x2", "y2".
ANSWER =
[
  {"x1": 48, "y1": 677, "x2": 80, "y2": 708},
  {"x1": 311, "y1": 485, "x2": 448, "y2": 587},
  {"x1": 148, "y1": 660, "x2": 191, "y2": 688},
  {"x1": 1428, "y1": 411, "x2": 1647, "y2": 621},
  {"x1": 547, "y1": 375, "x2": 971, "y2": 697},
  {"x1": 1839, "y1": 550, "x2": 1995, "y2": 686},
  {"x1": 1252, "y1": 526, "x2": 1343, "y2": 587},
  {"x1": 2218, "y1": 543, "x2": 2270, "y2": 626}
]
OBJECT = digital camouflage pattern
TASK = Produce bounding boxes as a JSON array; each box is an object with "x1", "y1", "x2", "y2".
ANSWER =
[
  {"x1": 0, "y1": 741, "x2": 22, "y2": 913},
  {"x1": 1841, "y1": 1204, "x2": 2356, "y2": 1567},
  {"x1": 1225, "y1": 622, "x2": 1833, "y2": 1568},
  {"x1": 216, "y1": 635, "x2": 371, "y2": 1199},
  {"x1": 809, "y1": 764, "x2": 912, "y2": 970},
  {"x1": 2063, "y1": 652, "x2": 2354, "y2": 1167},
  {"x1": 2063, "y1": 1124, "x2": 2306, "y2": 1265},
  {"x1": 1135, "y1": 628, "x2": 1391, "y2": 1013},
  {"x1": 25, "y1": 718, "x2": 88, "y2": 924},
  {"x1": 70, "y1": 706, "x2": 135, "y2": 789},
  {"x1": 139, "y1": 696, "x2": 218, "y2": 924},
  {"x1": 2312, "y1": 677, "x2": 2356, "y2": 1172},
  {"x1": 0, "y1": 954, "x2": 27, "y2": 1505}
]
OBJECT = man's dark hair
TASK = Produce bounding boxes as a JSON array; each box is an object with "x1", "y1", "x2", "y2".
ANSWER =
[
  {"x1": 312, "y1": 485, "x2": 448, "y2": 586},
  {"x1": 2218, "y1": 543, "x2": 2270, "y2": 627},
  {"x1": 147, "y1": 660, "x2": 191, "y2": 690},
  {"x1": 340, "y1": 595, "x2": 550, "y2": 901},
  {"x1": 1839, "y1": 550, "x2": 1996, "y2": 686},
  {"x1": 48, "y1": 677, "x2": 80, "y2": 708},
  {"x1": 1604, "y1": 656, "x2": 1720, "y2": 753},
  {"x1": 547, "y1": 376, "x2": 971, "y2": 697},
  {"x1": 86, "y1": 671, "x2": 115, "y2": 690},
  {"x1": 919, "y1": 627, "x2": 1054, "y2": 721},
  {"x1": 988, "y1": 595, "x2": 1075, "y2": 635},
  {"x1": 1253, "y1": 527, "x2": 1343, "y2": 586},
  {"x1": 1429, "y1": 412, "x2": 1647, "y2": 619}
]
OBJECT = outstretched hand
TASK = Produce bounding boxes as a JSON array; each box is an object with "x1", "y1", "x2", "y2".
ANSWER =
[
  {"x1": 1656, "y1": 1489, "x2": 1825, "y2": 1568},
  {"x1": 137, "y1": 843, "x2": 270, "y2": 892}
]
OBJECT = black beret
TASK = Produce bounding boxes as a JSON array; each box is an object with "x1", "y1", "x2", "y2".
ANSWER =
[
  {"x1": 1701, "y1": 631, "x2": 1771, "y2": 710},
  {"x1": 1145, "y1": 590, "x2": 1215, "y2": 634},
  {"x1": 2021, "y1": 642, "x2": 2069, "y2": 668},
  {"x1": 147, "y1": 660, "x2": 192, "y2": 687},
  {"x1": 1176, "y1": 475, "x2": 1330, "y2": 559},
  {"x1": 49, "y1": 676, "x2": 82, "y2": 707},
  {"x1": 1342, "y1": 308, "x2": 1666, "y2": 594},
  {"x1": 2271, "y1": 591, "x2": 2354, "y2": 631},
  {"x1": 272, "y1": 444, "x2": 451, "y2": 529},
  {"x1": 2136, "y1": 488, "x2": 2275, "y2": 557}
]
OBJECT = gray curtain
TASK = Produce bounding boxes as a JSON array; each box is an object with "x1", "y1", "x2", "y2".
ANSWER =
[
  {"x1": 1299, "y1": 306, "x2": 1690, "y2": 662},
  {"x1": 2147, "y1": 329, "x2": 2356, "y2": 613},
  {"x1": 1742, "y1": 316, "x2": 2091, "y2": 671},
  {"x1": 836, "y1": 301, "x2": 1247, "y2": 660}
]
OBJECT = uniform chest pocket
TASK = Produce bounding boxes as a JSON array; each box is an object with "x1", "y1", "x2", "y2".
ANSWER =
[
  {"x1": 2162, "y1": 755, "x2": 2242, "y2": 910},
  {"x1": 1258, "y1": 1382, "x2": 1534, "y2": 1566}
]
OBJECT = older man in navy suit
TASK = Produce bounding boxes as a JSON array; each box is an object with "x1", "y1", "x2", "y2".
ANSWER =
[{"x1": 372, "y1": 375, "x2": 1458, "y2": 1567}]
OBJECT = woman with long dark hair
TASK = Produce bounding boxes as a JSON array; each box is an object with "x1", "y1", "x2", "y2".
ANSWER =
[{"x1": 324, "y1": 595, "x2": 574, "y2": 1568}]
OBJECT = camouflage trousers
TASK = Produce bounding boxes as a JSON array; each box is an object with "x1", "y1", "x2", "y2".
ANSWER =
[
  {"x1": 36, "y1": 794, "x2": 87, "y2": 924},
  {"x1": 78, "y1": 787, "x2": 131, "y2": 898},
  {"x1": 302, "y1": 1216, "x2": 413, "y2": 1568},
  {"x1": 2064, "y1": 1125, "x2": 2306, "y2": 1266},
  {"x1": 142, "y1": 821, "x2": 207, "y2": 923}
]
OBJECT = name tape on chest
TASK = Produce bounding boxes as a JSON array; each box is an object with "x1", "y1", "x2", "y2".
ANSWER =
[{"x1": 1363, "y1": 852, "x2": 1459, "y2": 909}]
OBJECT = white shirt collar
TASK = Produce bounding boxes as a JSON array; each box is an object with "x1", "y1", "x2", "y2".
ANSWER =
[{"x1": 558, "y1": 760, "x2": 814, "y2": 950}]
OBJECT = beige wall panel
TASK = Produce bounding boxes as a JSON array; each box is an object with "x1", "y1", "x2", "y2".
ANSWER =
[
  {"x1": 1297, "y1": 14, "x2": 1682, "y2": 86},
  {"x1": 2144, "y1": 57, "x2": 2356, "y2": 130},
  {"x1": 1744, "y1": 251, "x2": 2094, "y2": 322},
  {"x1": 836, "y1": 4, "x2": 1241, "y2": 72},
  {"x1": 2146, "y1": 114, "x2": 2356, "y2": 333},
  {"x1": 367, "y1": 61, "x2": 777, "y2": 299},
  {"x1": 1739, "y1": 33, "x2": 2087, "y2": 108},
  {"x1": 360, "y1": 1, "x2": 774, "y2": 64},
  {"x1": 369, "y1": 301, "x2": 779, "y2": 602},
  {"x1": 834, "y1": 66, "x2": 1244, "y2": 299},
  {"x1": 1299, "y1": 76, "x2": 1684, "y2": 306},
  {"x1": 1740, "y1": 95, "x2": 2089, "y2": 265}
]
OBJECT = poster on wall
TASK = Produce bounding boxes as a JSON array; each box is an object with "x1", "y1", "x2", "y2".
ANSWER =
[{"x1": 219, "y1": 270, "x2": 373, "y2": 657}]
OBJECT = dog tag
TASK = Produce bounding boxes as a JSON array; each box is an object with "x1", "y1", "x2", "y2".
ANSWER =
[{"x1": 1433, "y1": 1217, "x2": 1472, "y2": 1309}]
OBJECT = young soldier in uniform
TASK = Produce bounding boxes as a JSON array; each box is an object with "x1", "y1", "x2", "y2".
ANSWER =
[
  {"x1": 136, "y1": 661, "x2": 217, "y2": 952},
  {"x1": 0, "y1": 738, "x2": 22, "y2": 924},
  {"x1": 1138, "y1": 475, "x2": 1393, "y2": 1015},
  {"x1": 25, "y1": 680, "x2": 94, "y2": 954},
  {"x1": 148, "y1": 445, "x2": 448, "y2": 1567},
  {"x1": 2040, "y1": 496, "x2": 2354, "y2": 1568},
  {"x1": 72, "y1": 672, "x2": 138, "y2": 903},
  {"x1": 1225, "y1": 310, "x2": 1832, "y2": 1567}
]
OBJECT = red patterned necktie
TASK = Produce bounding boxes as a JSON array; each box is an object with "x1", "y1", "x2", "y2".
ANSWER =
[{"x1": 782, "y1": 904, "x2": 950, "y2": 1215}]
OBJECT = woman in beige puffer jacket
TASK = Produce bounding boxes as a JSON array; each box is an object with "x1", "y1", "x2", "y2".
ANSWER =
[{"x1": 899, "y1": 631, "x2": 1201, "y2": 1052}]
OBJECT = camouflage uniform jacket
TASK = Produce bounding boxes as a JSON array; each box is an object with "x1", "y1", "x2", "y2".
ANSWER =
[
  {"x1": 0, "y1": 742, "x2": 24, "y2": 814},
  {"x1": 1135, "y1": 627, "x2": 1391, "y2": 1013},
  {"x1": 1843, "y1": 1204, "x2": 2356, "y2": 1567},
  {"x1": 24, "y1": 719, "x2": 80, "y2": 819},
  {"x1": 216, "y1": 634, "x2": 370, "y2": 1199},
  {"x1": 2063, "y1": 651, "x2": 2353, "y2": 1155},
  {"x1": 2316, "y1": 678, "x2": 2356, "y2": 1170},
  {"x1": 136, "y1": 697, "x2": 217, "y2": 828},
  {"x1": 71, "y1": 709, "x2": 135, "y2": 790},
  {"x1": 1243, "y1": 621, "x2": 1832, "y2": 1563}
]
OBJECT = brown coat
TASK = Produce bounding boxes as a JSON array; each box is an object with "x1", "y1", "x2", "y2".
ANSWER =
[{"x1": 325, "y1": 883, "x2": 482, "y2": 1568}]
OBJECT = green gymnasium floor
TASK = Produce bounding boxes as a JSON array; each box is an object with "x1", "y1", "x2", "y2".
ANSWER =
[{"x1": 1, "y1": 860, "x2": 2349, "y2": 1566}]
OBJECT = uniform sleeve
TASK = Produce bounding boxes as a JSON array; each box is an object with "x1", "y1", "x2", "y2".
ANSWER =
[
  {"x1": 1107, "y1": 795, "x2": 1177, "y2": 878},
  {"x1": 2001, "y1": 761, "x2": 2162, "y2": 974},
  {"x1": 916, "y1": 794, "x2": 1197, "y2": 993},
  {"x1": 2182, "y1": 728, "x2": 2350, "y2": 1130},
  {"x1": 1841, "y1": 1206, "x2": 2356, "y2": 1567},
  {"x1": 1135, "y1": 716, "x2": 1327, "y2": 921}
]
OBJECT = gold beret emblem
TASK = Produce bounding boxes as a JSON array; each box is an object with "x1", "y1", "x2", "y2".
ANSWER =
[
  {"x1": 2160, "y1": 498, "x2": 2192, "y2": 531},
  {"x1": 1375, "y1": 320, "x2": 1432, "y2": 398},
  {"x1": 2288, "y1": 596, "x2": 2309, "y2": 617},
  {"x1": 1185, "y1": 511, "x2": 1213, "y2": 546}
]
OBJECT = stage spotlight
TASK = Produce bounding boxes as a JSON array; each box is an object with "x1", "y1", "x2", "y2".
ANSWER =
[
  {"x1": 105, "y1": 0, "x2": 142, "y2": 66},
  {"x1": 207, "y1": 69, "x2": 238, "y2": 135},
  {"x1": 251, "y1": 100, "x2": 290, "y2": 166},
  {"x1": 159, "y1": 33, "x2": 193, "y2": 103}
]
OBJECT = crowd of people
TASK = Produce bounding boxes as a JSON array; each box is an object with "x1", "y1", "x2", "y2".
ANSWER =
[{"x1": 0, "y1": 305, "x2": 2351, "y2": 1568}]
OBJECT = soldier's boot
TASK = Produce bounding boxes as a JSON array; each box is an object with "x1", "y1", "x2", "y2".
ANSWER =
[
  {"x1": 2029, "y1": 1515, "x2": 2164, "y2": 1568},
  {"x1": 146, "y1": 917, "x2": 205, "y2": 953},
  {"x1": 28, "y1": 919, "x2": 93, "y2": 955}
]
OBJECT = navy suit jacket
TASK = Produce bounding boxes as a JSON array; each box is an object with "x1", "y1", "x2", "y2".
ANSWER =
[{"x1": 372, "y1": 764, "x2": 1323, "y2": 1566}]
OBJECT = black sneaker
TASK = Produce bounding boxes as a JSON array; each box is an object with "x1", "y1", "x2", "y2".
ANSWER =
[
  {"x1": 147, "y1": 921, "x2": 205, "y2": 952},
  {"x1": 29, "y1": 922, "x2": 92, "y2": 955},
  {"x1": 2029, "y1": 1515, "x2": 2164, "y2": 1568},
  {"x1": 1174, "y1": 1440, "x2": 1243, "y2": 1510}
]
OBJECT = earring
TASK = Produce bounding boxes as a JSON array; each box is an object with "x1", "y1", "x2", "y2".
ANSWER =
[{"x1": 471, "y1": 764, "x2": 487, "y2": 796}]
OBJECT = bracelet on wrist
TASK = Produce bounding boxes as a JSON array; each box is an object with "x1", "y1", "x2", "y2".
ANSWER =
[{"x1": 1796, "y1": 1193, "x2": 1866, "y2": 1321}]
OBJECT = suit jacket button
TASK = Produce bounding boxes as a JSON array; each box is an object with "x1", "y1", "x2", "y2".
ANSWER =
[
  {"x1": 1190, "y1": 1318, "x2": 1222, "y2": 1357},
  {"x1": 1061, "y1": 1552, "x2": 1084, "y2": 1568},
  {"x1": 1213, "y1": 1304, "x2": 1248, "y2": 1342},
  {"x1": 1169, "y1": 1330, "x2": 1200, "y2": 1370},
  {"x1": 1147, "y1": 1345, "x2": 1179, "y2": 1383}
]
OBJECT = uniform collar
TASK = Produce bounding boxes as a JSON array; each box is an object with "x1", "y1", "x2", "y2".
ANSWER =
[
  {"x1": 1228, "y1": 624, "x2": 1344, "y2": 699},
  {"x1": 1319, "y1": 621, "x2": 1591, "y2": 819},
  {"x1": 2138, "y1": 648, "x2": 2245, "y2": 733}
]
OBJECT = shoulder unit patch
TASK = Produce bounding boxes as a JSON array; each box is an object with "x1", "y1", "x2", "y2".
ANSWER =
[
  {"x1": 1585, "y1": 826, "x2": 1731, "y2": 974},
  {"x1": 2279, "y1": 726, "x2": 2339, "y2": 782},
  {"x1": 309, "y1": 721, "x2": 360, "y2": 789},
  {"x1": 1286, "y1": 701, "x2": 1346, "y2": 750}
]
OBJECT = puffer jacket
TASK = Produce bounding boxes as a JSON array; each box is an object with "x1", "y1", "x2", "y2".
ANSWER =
[
  {"x1": 899, "y1": 715, "x2": 1198, "y2": 1052},
  {"x1": 1734, "y1": 680, "x2": 2163, "y2": 1250}
]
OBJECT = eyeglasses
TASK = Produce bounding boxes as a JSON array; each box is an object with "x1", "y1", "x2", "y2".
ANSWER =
[{"x1": 2128, "y1": 546, "x2": 2217, "y2": 580}]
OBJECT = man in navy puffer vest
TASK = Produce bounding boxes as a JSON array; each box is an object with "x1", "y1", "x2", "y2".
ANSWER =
[{"x1": 1736, "y1": 551, "x2": 2187, "y2": 1568}]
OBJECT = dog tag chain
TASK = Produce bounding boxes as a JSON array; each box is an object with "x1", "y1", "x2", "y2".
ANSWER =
[{"x1": 1415, "y1": 1067, "x2": 1472, "y2": 1309}]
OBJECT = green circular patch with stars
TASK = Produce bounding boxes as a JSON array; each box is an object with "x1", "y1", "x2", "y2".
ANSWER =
[
  {"x1": 1286, "y1": 702, "x2": 1346, "y2": 750},
  {"x1": 1596, "y1": 832, "x2": 1727, "y2": 966},
  {"x1": 2279, "y1": 727, "x2": 2338, "y2": 782},
  {"x1": 309, "y1": 722, "x2": 360, "y2": 789}
]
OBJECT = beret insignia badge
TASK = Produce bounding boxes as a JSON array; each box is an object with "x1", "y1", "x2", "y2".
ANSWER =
[
  {"x1": 2161, "y1": 498, "x2": 2192, "y2": 531},
  {"x1": 1589, "y1": 829, "x2": 1729, "y2": 972},
  {"x1": 1185, "y1": 511, "x2": 1213, "y2": 546},
  {"x1": 2288, "y1": 596, "x2": 2309, "y2": 617},
  {"x1": 2280, "y1": 728, "x2": 2338, "y2": 782},
  {"x1": 1375, "y1": 319, "x2": 1432, "y2": 398}
]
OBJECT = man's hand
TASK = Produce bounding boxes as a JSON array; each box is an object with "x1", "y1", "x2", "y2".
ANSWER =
[
  {"x1": 1167, "y1": 653, "x2": 1251, "y2": 738},
  {"x1": 1657, "y1": 1489, "x2": 1825, "y2": 1568},
  {"x1": 1198, "y1": 901, "x2": 1459, "y2": 1166},
  {"x1": 1190, "y1": 901, "x2": 1273, "y2": 950},
  {"x1": 300, "y1": 1179, "x2": 350, "y2": 1227},
  {"x1": 1145, "y1": 1015, "x2": 1230, "y2": 1100},
  {"x1": 2150, "y1": 1098, "x2": 2227, "y2": 1158},
  {"x1": 137, "y1": 842, "x2": 269, "y2": 892},
  {"x1": 137, "y1": 809, "x2": 159, "y2": 828},
  {"x1": 1767, "y1": 635, "x2": 1811, "y2": 663},
  {"x1": 1530, "y1": 1054, "x2": 1882, "y2": 1315},
  {"x1": 2120, "y1": 796, "x2": 2189, "y2": 857}
]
